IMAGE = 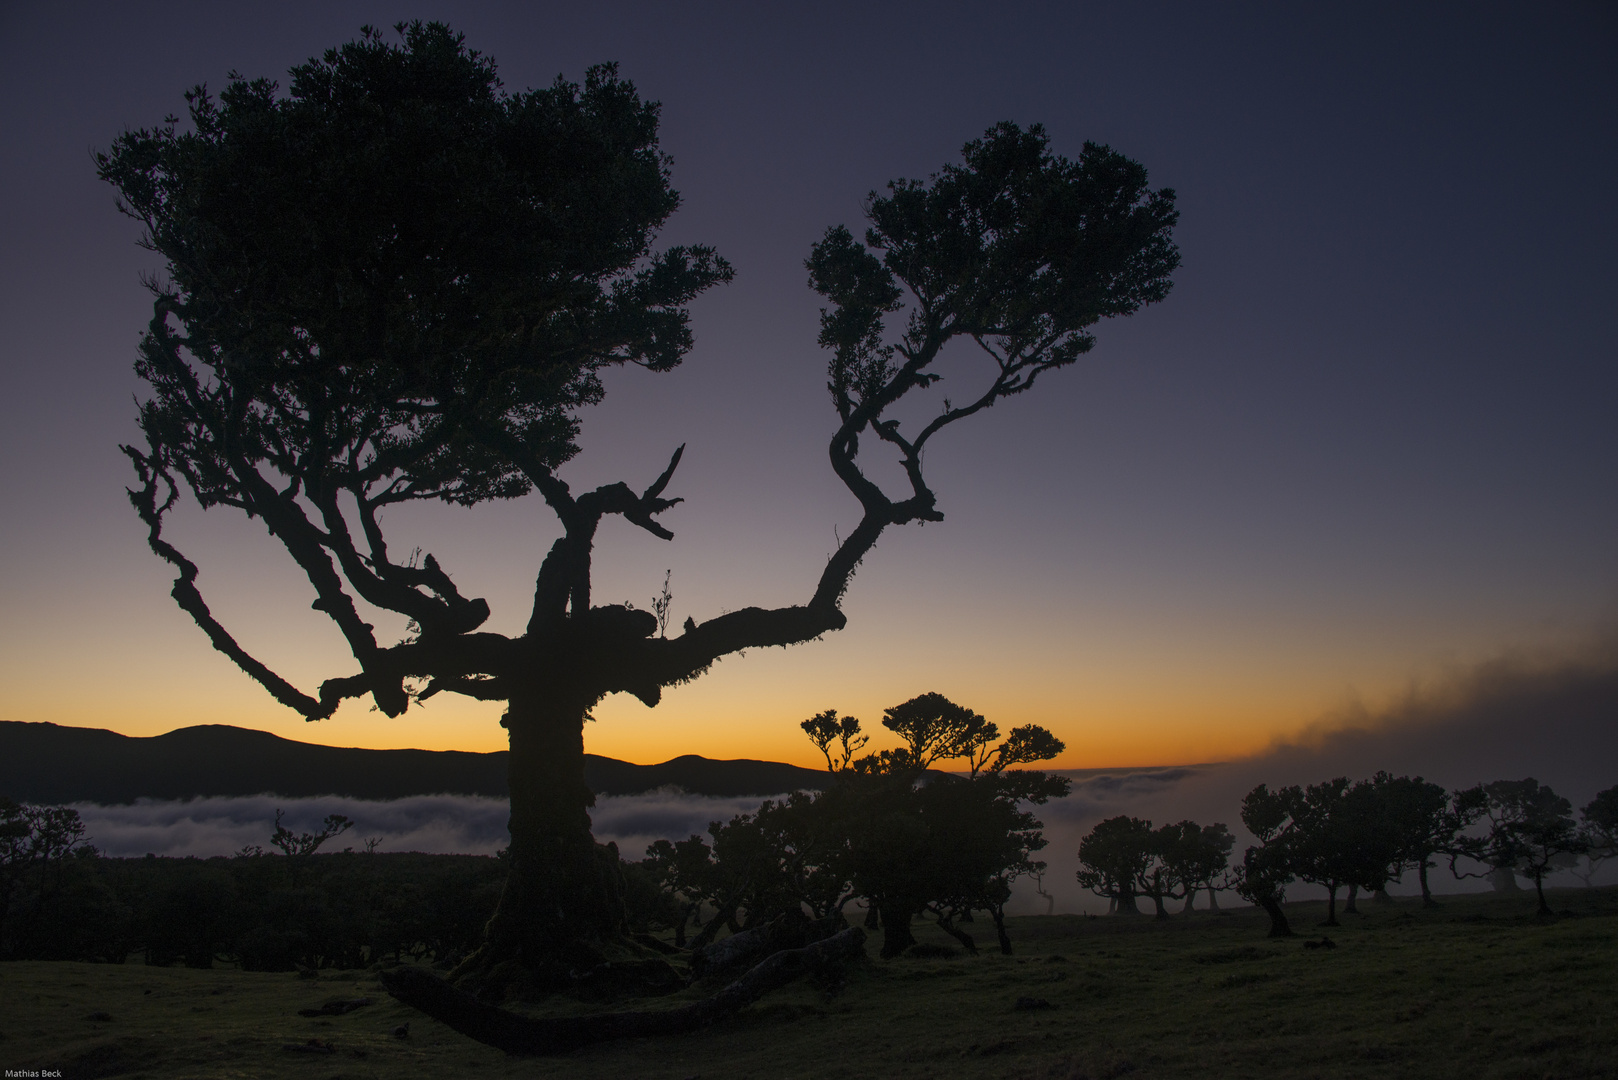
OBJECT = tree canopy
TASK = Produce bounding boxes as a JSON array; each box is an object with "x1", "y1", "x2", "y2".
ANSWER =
[{"x1": 99, "y1": 22, "x2": 731, "y2": 719}]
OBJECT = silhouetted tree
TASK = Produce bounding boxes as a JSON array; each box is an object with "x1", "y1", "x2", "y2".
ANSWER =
[
  {"x1": 270, "y1": 809, "x2": 354, "y2": 886},
  {"x1": 1363, "y1": 773, "x2": 1482, "y2": 907},
  {"x1": 797, "y1": 698, "x2": 1068, "y2": 957},
  {"x1": 1163, "y1": 821, "x2": 1234, "y2": 914},
  {"x1": 1076, "y1": 816, "x2": 1154, "y2": 916},
  {"x1": 1336, "y1": 777, "x2": 1405, "y2": 914},
  {"x1": 0, "y1": 798, "x2": 100, "y2": 959},
  {"x1": 1575, "y1": 785, "x2": 1618, "y2": 887},
  {"x1": 640, "y1": 835, "x2": 722, "y2": 948},
  {"x1": 1236, "y1": 784, "x2": 1297, "y2": 937},
  {"x1": 1242, "y1": 778, "x2": 1404, "y2": 926},
  {"x1": 99, "y1": 22, "x2": 1177, "y2": 994},
  {"x1": 1453, "y1": 778, "x2": 1586, "y2": 916}
]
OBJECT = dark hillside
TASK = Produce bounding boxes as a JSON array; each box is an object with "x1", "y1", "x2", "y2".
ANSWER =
[{"x1": 0, "y1": 721, "x2": 825, "y2": 803}]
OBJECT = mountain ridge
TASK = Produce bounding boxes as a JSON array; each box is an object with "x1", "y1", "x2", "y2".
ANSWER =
[{"x1": 0, "y1": 720, "x2": 827, "y2": 804}]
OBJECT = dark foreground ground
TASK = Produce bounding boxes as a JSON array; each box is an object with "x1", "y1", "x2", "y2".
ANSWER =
[{"x1": 5, "y1": 886, "x2": 1615, "y2": 1080}]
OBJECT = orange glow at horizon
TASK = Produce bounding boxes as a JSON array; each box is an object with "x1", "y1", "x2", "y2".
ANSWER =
[{"x1": 0, "y1": 648, "x2": 1440, "y2": 773}]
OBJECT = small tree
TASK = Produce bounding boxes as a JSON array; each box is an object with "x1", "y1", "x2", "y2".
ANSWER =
[
  {"x1": 1575, "y1": 785, "x2": 1618, "y2": 887},
  {"x1": 795, "y1": 697, "x2": 1067, "y2": 956},
  {"x1": 1076, "y1": 816, "x2": 1155, "y2": 916},
  {"x1": 1237, "y1": 784, "x2": 1297, "y2": 938},
  {"x1": 100, "y1": 22, "x2": 1177, "y2": 992},
  {"x1": 270, "y1": 809, "x2": 354, "y2": 886},
  {"x1": 1163, "y1": 821, "x2": 1234, "y2": 914},
  {"x1": 0, "y1": 799, "x2": 97, "y2": 959},
  {"x1": 1453, "y1": 778, "x2": 1586, "y2": 916}
]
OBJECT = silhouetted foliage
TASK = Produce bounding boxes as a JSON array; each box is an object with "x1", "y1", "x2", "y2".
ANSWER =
[
  {"x1": 1576, "y1": 785, "x2": 1618, "y2": 886},
  {"x1": 1076, "y1": 817, "x2": 1232, "y2": 920},
  {"x1": 1233, "y1": 778, "x2": 1413, "y2": 928},
  {"x1": 1453, "y1": 778, "x2": 1586, "y2": 915},
  {"x1": 1234, "y1": 785, "x2": 1298, "y2": 938},
  {"x1": 630, "y1": 696, "x2": 1067, "y2": 960},
  {"x1": 1158, "y1": 820, "x2": 1236, "y2": 914},
  {"x1": 1364, "y1": 772, "x2": 1482, "y2": 907},
  {"x1": 98, "y1": 21, "x2": 1177, "y2": 991},
  {"x1": 1075, "y1": 816, "x2": 1154, "y2": 916},
  {"x1": 0, "y1": 798, "x2": 112, "y2": 960}
]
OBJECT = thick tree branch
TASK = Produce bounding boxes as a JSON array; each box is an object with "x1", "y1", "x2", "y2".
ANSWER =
[{"x1": 124, "y1": 448, "x2": 332, "y2": 720}]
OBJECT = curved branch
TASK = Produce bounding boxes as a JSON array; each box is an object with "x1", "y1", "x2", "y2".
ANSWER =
[{"x1": 124, "y1": 447, "x2": 332, "y2": 721}]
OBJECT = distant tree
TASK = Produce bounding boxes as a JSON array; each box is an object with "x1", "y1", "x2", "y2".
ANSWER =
[
  {"x1": 0, "y1": 798, "x2": 98, "y2": 959},
  {"x1": 1251, "y1": 777, "x2": 1406, "y2": 926},
  {"x1": 802, "y1": 709, "x2": 870, "y2": 774},
  {"x1": 794, "y1": 698, "x2": 1067, "y2": 956},
  {"x1": 270, "y1": 809, "x2": 354, "y2": 886},
  {"x1": 1574, "y1": 785, "x2": 1618, "y2": 887},
  {"x1": 1336, "y1": 777, "x2": 1405, "y2": 914},
  {"x1": 1453, "y1": 778, "x2": 1586, "y2": 916},
  {"x1": 1076, "y1": 816, "x2": 1155, "y2": 916},
  {"x1": 100, "y1": 21, "x2": 1177, "y2": 993},
  {"x1": 1236, "y1": 784, "x2": 1298, "y2": 937},
  {"x1": 1364, "y1": 773, "x2": 1482, "y2": 907},
  {"x1": 1163, "y1": 821, "x2": 1234, "y2": 914},
  {"x1": 641, "y1": 834, "x2": 723, "y2": 948}
]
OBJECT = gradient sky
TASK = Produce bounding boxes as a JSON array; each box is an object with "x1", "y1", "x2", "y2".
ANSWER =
[{"x1": 1, "y1": 3, "x2": 1614, "y2": 769}]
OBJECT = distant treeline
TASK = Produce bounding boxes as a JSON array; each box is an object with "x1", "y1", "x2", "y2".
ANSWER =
[
  {"x1": 0, "y1": 798, "x2": 503, "y2": 968},
  {"x1": 1, "y1": 721, "x2": 825, "y2": 803},
  {"x1": 1076, "y1": 774, "x2": 1618, "y2": 935}
]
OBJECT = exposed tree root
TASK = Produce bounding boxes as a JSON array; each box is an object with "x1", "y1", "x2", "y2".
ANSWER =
[{"x1": 378, "y1": 927, "x2": 866, "y2": 1054}]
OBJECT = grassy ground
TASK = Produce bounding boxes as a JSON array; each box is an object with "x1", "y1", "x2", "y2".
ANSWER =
[{"x1": 4, "y1": 886, "x2": 1616, "y2": 1080}]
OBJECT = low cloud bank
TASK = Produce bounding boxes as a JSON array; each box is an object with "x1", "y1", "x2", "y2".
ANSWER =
[{"x1": 73, "y1": 788, "x2": 779, "y2": 861}]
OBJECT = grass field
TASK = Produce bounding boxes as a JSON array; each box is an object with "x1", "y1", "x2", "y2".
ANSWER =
[{"x1": 5, "y1": 886, "x2": 1616, "y2": 1080}]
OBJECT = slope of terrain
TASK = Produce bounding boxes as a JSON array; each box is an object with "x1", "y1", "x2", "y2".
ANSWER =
[{"x1": 0, "y1": 721, "x2": 826, "y2": 803}]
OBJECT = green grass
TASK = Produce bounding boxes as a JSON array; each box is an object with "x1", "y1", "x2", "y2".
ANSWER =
[{"x1": 5, "y1": 887, "x2": 1617, "y2": 1079}]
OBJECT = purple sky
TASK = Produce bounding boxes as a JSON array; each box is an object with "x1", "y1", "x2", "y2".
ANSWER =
[{"x1": 1, "y1": 2, "x2": 1613, "y2": 767}]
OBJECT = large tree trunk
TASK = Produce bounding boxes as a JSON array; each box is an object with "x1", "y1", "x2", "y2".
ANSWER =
[
  {"x1": 1418, "y1": 860, "x2": 1437, "y2": 907},
  {"x1": 877, "y1": 901, "x2": 917, "y2": 958},
  {"x1": 1322, "y1": 884, "x2": 1340, "y2": 927},
  {"x1": 1150, "y1": 893, "x2": 1170, "y2": 920},
  {"x1": 988, "y1": 902, "x2": 1013, "y2": 955},
  {"x1": 1531, "y1": 871, "x2": 1552, "y2": 916},
  {"x1": 1259, "y1": 895, "x2": 1293, "y2": 938},
  {"x1": 1206, "y1": 886, "x2": 1220, "y2": 912},
  {"x1": 933, "y1": 911, "x2": 977, "y2": 954},
  {"x1": 454, "y1": 692, "x2": 675, "y2": 1001},
  {"x1": 1344, "y1": 884, "x2": 1359, "y2": 914},
  {"x1": 1114, "y1": 890, "x2": 1141, "y2": 915}
]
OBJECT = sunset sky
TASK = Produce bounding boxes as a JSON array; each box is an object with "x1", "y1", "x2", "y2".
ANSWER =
[{"x1": 1, "y1": 3, "x2": 1614, "y2": 770}]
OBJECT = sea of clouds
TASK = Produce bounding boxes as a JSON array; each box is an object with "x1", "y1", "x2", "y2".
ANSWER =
[{"x1": 69, "y1": 644, "x2": 1618, "y2": 916}]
